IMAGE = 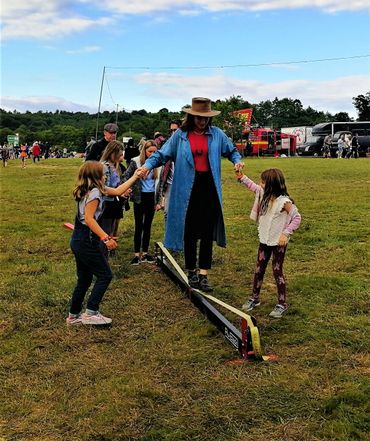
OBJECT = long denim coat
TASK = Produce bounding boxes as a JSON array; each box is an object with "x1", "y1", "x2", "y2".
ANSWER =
[{"x1": 144, "y1": 126, "x2": 241, "y2": 251}]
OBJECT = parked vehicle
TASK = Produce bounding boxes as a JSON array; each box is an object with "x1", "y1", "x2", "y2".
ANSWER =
[
  {"x1": 236, "y1": 128, "x2": 296, "y2": 156},
  {"x1": 331, "y1": 130, "x2": 370, "y2": 157},
  {"x1": 297, "y1": 121, "x2": 370, "y2": 156},
  {"x1": 296, "y1": 136, "x2": 325, "y2": 156},
  {"x1": 281, "y1": 126, "x2": 313, "y2": 146}
]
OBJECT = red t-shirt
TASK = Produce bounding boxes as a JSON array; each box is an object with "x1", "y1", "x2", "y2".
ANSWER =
[{"x1": 188, "y1": 131, "x2": 209, "y2": 172}]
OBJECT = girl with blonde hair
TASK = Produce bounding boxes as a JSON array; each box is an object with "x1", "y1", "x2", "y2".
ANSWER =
[{"x1": 123, "y1": 140, "x2": 161, "y2": 265}]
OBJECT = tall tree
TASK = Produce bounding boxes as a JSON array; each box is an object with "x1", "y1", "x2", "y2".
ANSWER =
[
  {"x1": 333, "y1": 112, "x2": 352, "y2": 122},
  {"x1": 352, "y1": 92, "x2": 370, "y2": 121}
]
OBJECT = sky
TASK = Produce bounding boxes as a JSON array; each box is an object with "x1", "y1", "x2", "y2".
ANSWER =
[{"x1": 1, "y1": 0, "x2": 370, "y2": 118}]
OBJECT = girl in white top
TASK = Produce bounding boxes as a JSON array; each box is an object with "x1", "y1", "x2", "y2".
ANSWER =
[{"x1": 237, "y1": 168, "x2": 301, "y2": 318}]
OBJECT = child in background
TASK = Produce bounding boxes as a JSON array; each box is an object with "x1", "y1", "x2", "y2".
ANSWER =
[
  {"x1": 100, "y1": 141, "x2": 130, "y2": 252},
  {"x1": 237, "y1": 168, "x2": 301, "y2": 318},
  {"x1": 123, "y1": 140, "x2": 161, "y2": 265},
  {"x1": 66, "y1": 161, "x2": 141, "y2": 326},
  {"x1": 20, "y1": 144, "x2": 28, "y2": 168}
]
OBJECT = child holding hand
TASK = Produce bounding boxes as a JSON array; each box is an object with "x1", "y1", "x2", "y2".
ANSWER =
[
  {"x1": 66, "y1": 161, "x2": 141, "y2": 326},
  {"x1": 237, "y1": 168, "x2": 301, "y2": 318}
]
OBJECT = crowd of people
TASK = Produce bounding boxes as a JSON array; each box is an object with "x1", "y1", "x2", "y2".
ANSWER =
[
  {"x1": 0, "y1": 141, "x2": 74, "y2": 168},
  {"x1": 66, "y1": 97, "x2": 301, "y2": 327},
  {"x1": 322, "y1": 132, "x2": 360, "y2": 158}
]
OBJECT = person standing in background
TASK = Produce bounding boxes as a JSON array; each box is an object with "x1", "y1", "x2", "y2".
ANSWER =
[
  {"x1": 123, "y1": 140, "x2": 161, "y2": 265},
  {"x1": 100, "y1": 141, "x2": 130, "y2": 255},
  {"x1": 32, "y1": 142, "x2": 41, "y2": 162},
  {"x1": 322, "y1": 134, "x2": 331, "y2": 158},
  {"x1": 156, "y1": 120, "x2": 181, "y2": 223},
  {"x1": 86, "y1": 123, "x2": 118, "y2": 161}
]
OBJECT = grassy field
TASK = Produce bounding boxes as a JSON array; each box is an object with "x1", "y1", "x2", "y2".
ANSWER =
[{"x1": 0, "y1": 157, "x2": 369, "y2": 441}]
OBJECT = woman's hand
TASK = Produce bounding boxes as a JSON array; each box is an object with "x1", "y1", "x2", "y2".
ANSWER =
[
  {"x1": 155, "y1": 203, "x2": 163, "y2": 211},
  {"x1": 134, "y1": 168, "x2": 143, "y2": 178},
  {"x1": 136, "y1": 166, "x2": 149, "y2": 178},
  {"x1": 234, "y1": 162, "x2": 244, "y2": 173}
]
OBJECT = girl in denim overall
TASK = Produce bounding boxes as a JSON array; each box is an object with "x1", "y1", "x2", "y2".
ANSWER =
[
  {"x1": 237, "y1": 168, "x2": 301, "y2": 318},
  {"x1": 66, "y1": 161, "x2": 140, "y2": 326}
]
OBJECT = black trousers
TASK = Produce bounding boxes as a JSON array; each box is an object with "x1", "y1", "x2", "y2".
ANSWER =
[
  {"x1": 133, "y1": 192, "x2": 155, "y2": 253},
  {"x1": 184, "y1": 171, "x2": 219, "y2": 270},
  {"x1": 70, "y1": 221, "x2": 113, "y2": 314}
]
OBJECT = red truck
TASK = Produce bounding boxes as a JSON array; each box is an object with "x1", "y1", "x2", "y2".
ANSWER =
[{"x1": 236, "y1": 128, "x2": 297, "y2": 156}]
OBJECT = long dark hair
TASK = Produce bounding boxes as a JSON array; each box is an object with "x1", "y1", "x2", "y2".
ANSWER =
[
  {"x1": 181, "y1": 114, "x2": 213, "y2": 132},
  {"x1": 259, "y1": 168, "x2": 292, "y2": 215}
]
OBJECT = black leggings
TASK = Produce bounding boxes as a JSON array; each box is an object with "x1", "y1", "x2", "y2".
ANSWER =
[
  {"x1": 69, "y1": 220, "x2": 113, "y2": 314},
  {"x1": 133, "y1": 192, "x2": 155, "y2": 253},
  {"x1": 184, "y1": 171, "x2": 220, "y2": 270},
  {"x1": 252, "y1": 243, "x2": 287, "y2": 308}
]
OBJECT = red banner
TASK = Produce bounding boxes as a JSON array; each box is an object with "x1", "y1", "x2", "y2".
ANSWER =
[{"x1": 233, "y1": 108, "x2": 253, "y2": 127}]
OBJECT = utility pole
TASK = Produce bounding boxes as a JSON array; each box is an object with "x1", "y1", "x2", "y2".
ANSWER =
[{"x1": 95, "y1": 66, "x2": 106, "y2": 140}]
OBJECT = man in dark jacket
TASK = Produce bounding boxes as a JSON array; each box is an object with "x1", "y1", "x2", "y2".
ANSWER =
[{"x1": 86, "y1": 123, "x2": 118, "y2": 161}]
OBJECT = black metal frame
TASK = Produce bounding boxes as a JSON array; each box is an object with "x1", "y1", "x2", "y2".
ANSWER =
[{"x1": 155, "y1": 243, "x2": 257, "y2": 360}]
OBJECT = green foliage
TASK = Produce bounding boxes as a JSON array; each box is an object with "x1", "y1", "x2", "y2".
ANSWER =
[
  {"x1": 2, "y1": 92, "x2": 365, "y2": 151},
  {"x1": 334, "y1": 112, "x2": 353, "y2": 122},
  {"x1": 1, "y1": 157, "x2": 369, "y2": 441},
  {"x1": 352, "y1": 92, "x2": 370, "y2": 121}
]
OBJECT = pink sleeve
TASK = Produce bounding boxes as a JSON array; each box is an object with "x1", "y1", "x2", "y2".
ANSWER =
[
  {"x1": 283, "y1": 205, "x2": 301, "y2": 235},
  {"x1": 240, "y1": 175, "x2": 261, "y2": 193}
]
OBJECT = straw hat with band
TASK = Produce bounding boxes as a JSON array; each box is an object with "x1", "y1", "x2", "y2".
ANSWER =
[{"x1": 182, "y1": 97, "x2": 220, "y2": 117}]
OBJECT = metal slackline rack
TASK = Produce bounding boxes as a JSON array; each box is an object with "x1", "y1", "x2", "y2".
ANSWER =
[
  {"x1": 155, "y1": 242, "x2": 274, "y2": 362},
  {"x1": 63, "y1": 221, "x2": 273, "y2": 362}
]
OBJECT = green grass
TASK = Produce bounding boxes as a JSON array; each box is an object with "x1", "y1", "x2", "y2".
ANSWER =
[{"x1": 1, "y1": 157, "x2": 369, "y2": 441}]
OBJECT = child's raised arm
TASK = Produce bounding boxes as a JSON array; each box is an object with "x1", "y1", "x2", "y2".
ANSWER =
[
  {"x1": 237, "y1": 173, "x2": 262, "y2": 194},
  {"x1": 106, "y1": 169, "x2": 141, "y2": 196}
]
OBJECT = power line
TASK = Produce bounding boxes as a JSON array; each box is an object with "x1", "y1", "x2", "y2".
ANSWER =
[
  {"x1": 105, "y1": 54, "x2": 370, "y2": 71},
  {"x1": 104, "y1": 75, "x2": 117, "y2": 107}
]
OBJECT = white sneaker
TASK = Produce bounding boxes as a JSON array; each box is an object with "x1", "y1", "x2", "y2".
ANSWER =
[
  {"x1": 269, "y1": 304, "x2": 287, "y2": 318},
  {"x1": 66, "y1": 314, "x2": 82, "y2": 326},
  {"x1": 242, "y1": 299, "x2": 261, "y2": 312},
  {"x1": 81, "y1": 312, "x2": 112, "y2": 326}
]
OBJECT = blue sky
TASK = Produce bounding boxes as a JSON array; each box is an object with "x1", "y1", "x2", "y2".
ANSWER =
[{"x1": 1, "y1": 1, "x2": 370, "y2": 117}]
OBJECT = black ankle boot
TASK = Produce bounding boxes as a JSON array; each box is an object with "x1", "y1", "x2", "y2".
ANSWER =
[
  {"x1": 198, "y1": 274, "x2": 213, "y2": 292},
  {"x1": 188, "y1": 271, "x2": 199, "y2": 289}
]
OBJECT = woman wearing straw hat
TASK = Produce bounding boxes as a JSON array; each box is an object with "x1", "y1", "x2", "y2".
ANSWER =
[{"x1": 140, "y1": 97, "x2": 243, "y2": 292}]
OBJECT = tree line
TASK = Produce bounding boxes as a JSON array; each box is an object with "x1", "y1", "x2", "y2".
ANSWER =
[{"x1": 1, "y1": 93, "x2": 368, "y2": 152}]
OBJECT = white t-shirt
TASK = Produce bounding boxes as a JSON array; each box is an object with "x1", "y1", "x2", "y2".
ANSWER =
[
  {"x1": 78, "y1": 188, "x2": 104, "y2": 225},
  {"x1": 258, "y1": 196, "x2": 291, "y2": 246}
]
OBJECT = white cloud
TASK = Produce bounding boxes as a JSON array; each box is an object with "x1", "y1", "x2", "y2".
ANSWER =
[
  {"x1": 1, "y1": 74, "x2": 367, "y2": 116},
  {"x1": 1, "y1": 0, "x2": 369, "y2": 40},
  {"x1": 96, "y1": 0, "x2": 370, "y2": 14},
  {"x1": 132, "y1": 72, "x2": 369, "y2": 115},
  {"x1": 1, "y1": 1, "x2": 113, "y2": 40},
  {"x1": 66, "y1": 46, "x2": 102, "y2": 54},
  {"x1": 0, "y1": 95, "x2": 96, "y2": 113}
]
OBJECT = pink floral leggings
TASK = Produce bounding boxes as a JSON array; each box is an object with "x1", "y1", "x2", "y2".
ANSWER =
[{"x1": 252, "y1": 243, "x2": 287, "y2": 308}]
